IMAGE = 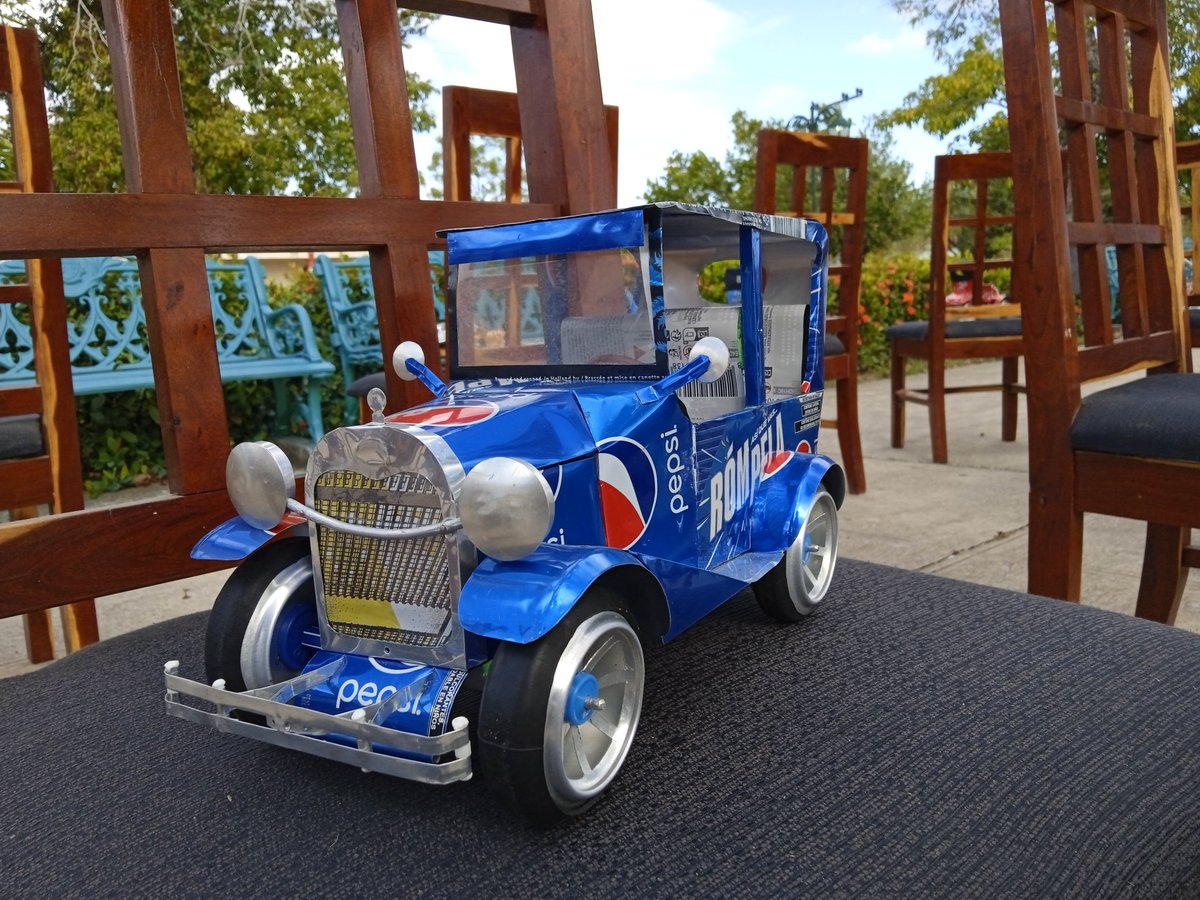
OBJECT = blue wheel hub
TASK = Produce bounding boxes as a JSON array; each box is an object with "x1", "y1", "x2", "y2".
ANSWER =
[
  {"x1": 565, "y1": 672, "x2": 600, "y2": 726},
  {"x1": 273, "y1": 603, "x2": 318, "y2": 671}
]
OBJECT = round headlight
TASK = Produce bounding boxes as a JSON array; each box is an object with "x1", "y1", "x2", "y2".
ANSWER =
[
  {"x1": 459, "y1": 457, "x2": 555, "y2": 561},
  {"x1": 392, "y1": 340, "x2": 426, "y2": 381},
  {"x1": 226, "y1": 441, "x2": 295, "y2": 530}
]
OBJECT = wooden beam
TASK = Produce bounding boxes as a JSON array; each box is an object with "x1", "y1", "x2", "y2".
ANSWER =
[
  {"x1": 0, "y1": 193, "x2": 558, "y2": 257},
  {"x1": 399, "y1": 0, "x2": 536, "y2": 26},
  {"x1": 0, "y1": 491, "x2": 235, "y2": 615}
]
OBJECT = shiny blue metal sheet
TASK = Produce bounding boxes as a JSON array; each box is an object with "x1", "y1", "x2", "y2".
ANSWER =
[
  {"x1": 804, "y1": 219, "x2": 830, "y2": 394},
  {"x1": 574, "y1": 387, "x2": 697, "y2": 563},
  {"x1": 750, "y1": 451, "x2": 841, "y2": 555},
  {"x1": 295, "y1": 650, "x2": 466, "y2": 742},
  {"x1": 387, "y1": 386, "x2": 595, "y2": 470},
  {"x1": 632, "y1": 553, "x2": 748, "y2": 641},
  {"x1": 458, "y1": 543, "x2": 644, "y2": 643},
  {"x1": 542, "y1": 455, "x2": 607, "y2": 548},
  {"x1": 740, "y1": 225, "x2": 766, "y2": 407},
  {"x1": 446, "y1": 209, "x2": 645, "y2": 264},
  {"x1": 190, "y1": 516, "x2": 271, "y2": 560}
]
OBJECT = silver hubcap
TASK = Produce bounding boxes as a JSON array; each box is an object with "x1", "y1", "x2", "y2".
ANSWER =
[
  {"x1": 785, "y1": 490, "x2": 838, "y2": 612},
  {"x1": 543, "y1": 611, "x2": 644, "y2": 809},
  {"x1": 239, "y1": 557, "x2": 314, "y2": 690}
]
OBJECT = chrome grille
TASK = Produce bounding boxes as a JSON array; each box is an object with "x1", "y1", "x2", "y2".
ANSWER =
[{"x1": 314, "y1": 469, "x2": 452, "y2": 647}]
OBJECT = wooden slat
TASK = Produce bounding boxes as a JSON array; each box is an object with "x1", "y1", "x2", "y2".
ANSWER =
[
  {"x1": 0, "y1": 193, "x2": 558, "y2": 257},
  {"x1": 0, "y1": 386, "x2": 43, "y2": 417},
  {"x1": 1074, "y1": 451, "x2": 1200, "y2": 528},
  {"x1": 0, "y1": 456, "x2": 55, "y2": 509},
  {"x1": 0, "y1": 284, "x2": 31, "y2": 303},
  {"x1": 400, "y1": 0, "x2": 536, "y2": 25},
  {"x1": 1056, "y1": 96, "x2": 1161, "y2": 137},
  {"x1": 1077, "y1": 331, "x2": 1177, "y2": 381},
  {"x1": 945, "y1": 302, "x2": 1022, "y2": 319},
  {"x1": 1068, "y1": 221, "x2": 1165, "y2": 246},
  {"x1": 0, "y1": 491, "x2": 235, "y2": 615}
]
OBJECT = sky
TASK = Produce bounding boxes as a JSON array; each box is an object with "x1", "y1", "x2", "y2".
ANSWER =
[{"x1": 404, "y1": 0, "x2": 950, "y2": 206}]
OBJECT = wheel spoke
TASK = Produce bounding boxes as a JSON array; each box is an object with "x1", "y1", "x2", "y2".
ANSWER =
[
  {"x1": 569, "y1": 724, "x2": 593, "y2": 776},
  {"x1": 597, "y1": 668, "x2": 631, "y2": 689},
  {"x1": 588, "y1": 710, "x2": 618, "y2": 740},
  {"x1": 802, "y1": 561, "x2": 817, "y2": 592}
]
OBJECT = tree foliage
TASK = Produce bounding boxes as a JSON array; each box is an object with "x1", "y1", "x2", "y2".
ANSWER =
[
  {"x1": 882, "y1": 0, "x2": 1200, "y2": 149},
  {"x1": 642, "y1": 111, "x2": 930, "y2": 255},
  {"x1": 1, "y1": 1, "x2": 436, "y2": 195}
]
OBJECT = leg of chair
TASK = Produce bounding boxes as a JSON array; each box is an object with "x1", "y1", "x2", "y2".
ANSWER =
[
  {"x1": 928, "y1": 360, "x2": 948, "y2": 464},
  {"x1": 1134, "y1": 523, "x2": 1189, "y2": 624},
  {"x1": 59, "y1": 600, "x2": 100, "y2": 652},
  {"x1": 835, "y1": 374, "x2": 866, "y2": 494},
  {"x1": 890, "y1": 347, "x2": 906, "y2": 449},
  {"x1": 1001, "y1": 356, "x2": 1018, "y2": 442},
  {"x1": 306, "y1": 380, "x2": 326, "y2": 441},
  {"x1": 12, "y1": 506, "x2": 55, "y2": 663},
  {"x1": 1027, "y1": 493, "x2": 1084, "y2": 601}
]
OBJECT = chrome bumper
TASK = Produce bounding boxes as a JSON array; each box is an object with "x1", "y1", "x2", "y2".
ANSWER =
[{"x1": 163, "y1": 659, "x2": 472, "y2": 785}]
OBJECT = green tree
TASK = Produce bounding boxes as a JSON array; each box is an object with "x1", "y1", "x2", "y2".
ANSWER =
[
  {"x1": 643, "y1": 111, "x2": 930, "y2": 255},
  {"x1": 883, "y1": 0, "x2": 1200, "y2": 147},
  {"x1": 2, "y1": 1, "x2": 436, "y2": 195}
]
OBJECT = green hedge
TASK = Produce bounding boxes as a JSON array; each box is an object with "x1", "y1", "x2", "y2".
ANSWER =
[{"x1": 845, "y1": 253, "x2": 932, "y2": 376}]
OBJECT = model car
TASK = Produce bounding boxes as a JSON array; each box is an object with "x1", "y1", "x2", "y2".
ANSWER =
[{"x1": 164, "y1": 202, "x2": 844, "y2": 824}]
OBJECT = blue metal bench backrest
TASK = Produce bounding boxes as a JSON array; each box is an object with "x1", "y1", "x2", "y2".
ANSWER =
[{"x1": 0, "y1": 256, "x2": 333, "y2": 437}]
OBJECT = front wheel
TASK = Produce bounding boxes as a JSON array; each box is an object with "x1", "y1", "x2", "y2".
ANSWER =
[
  {"x1": 477, "y1": 590, "x2": 645, "y2": 824},
  {"x1": 753, "y1": 487, "x2": 839, "y2": 621},
  {"x1": 204, "y1": 536, "x2": 318, "y2": 691}
]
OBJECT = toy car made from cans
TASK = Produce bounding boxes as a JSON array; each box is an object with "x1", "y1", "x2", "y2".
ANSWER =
[{"x1": 164, "y1": 202, "x2": 845, "y2": 823}]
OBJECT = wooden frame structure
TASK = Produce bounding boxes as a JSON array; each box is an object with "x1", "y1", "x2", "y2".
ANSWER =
[
  {"x1": 0, "y1": 0, "x2": 614, "y2": 622},
  {"x1": 0, "y1": 26, "x2": 99, "y2": 661},
  {"x1": 890, "y1": 152, "x2": 1024, "y2": 464},
  {"x1": 442, "y1": 84, "x2": 618, "y2": 204},
  {"x1": 1000, "y1": 0, "x2": 1198, "y2": 618},
  {"x1": 754, "y1": 129, "x2": 868, "y2": 494}
]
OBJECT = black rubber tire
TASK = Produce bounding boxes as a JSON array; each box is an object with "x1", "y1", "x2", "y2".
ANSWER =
[
  {"x1": 204, "y1": 537, "x2": 314, "y2": 691},
  {"x1": 476, "y1": 588, "x2": 643, "y2": 826},
  {"x1": 753, "y1": 487, "x2": 839, "y2": 622}
]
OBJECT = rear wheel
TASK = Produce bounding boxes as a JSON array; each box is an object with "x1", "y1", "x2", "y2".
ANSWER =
[
  {"x1": 205, "y1": 536, "x2": 318, "y2": 691},
  {"x1": 477, "y1": 589, "x2": 645, "y2": 824},
  {"x1": 753, "y1": 487, "x2": 839, "y2": 621}
]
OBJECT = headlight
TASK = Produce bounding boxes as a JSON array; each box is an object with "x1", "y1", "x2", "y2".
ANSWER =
[
  {"x1": 459, "y1": 457, "x2": 555, "y2": 561},
  {"x1": 226, "y1": 441, "x2": 294, "y2": 530}
]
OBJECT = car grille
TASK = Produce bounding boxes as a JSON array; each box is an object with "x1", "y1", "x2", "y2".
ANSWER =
[{"x1": 313, "y1": 469, "x2": 453, "y2": 648}]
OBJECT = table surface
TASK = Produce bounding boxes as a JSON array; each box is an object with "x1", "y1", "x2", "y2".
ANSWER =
[{"x1": 3, "y1": 559, "x2": 1200, "y2": 898}]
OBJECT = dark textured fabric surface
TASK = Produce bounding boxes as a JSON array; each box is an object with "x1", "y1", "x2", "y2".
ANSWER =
[
  {"x1": 346, "y1": 369, "x2": 385, "y2": 397},
  {"x1": 886, "y1": 317, "x2": 1022, "y2": 341},
  {"x1": 1190, "y1": 307, "x2": 1199, "y2": 329},
  {"x1": 1072, "y1": 373, "x2": 1200, "y2": 462},
  {"x1": 824, "y1": 333, "x2": 846, "y2": 356},
  {"x1": 0, "y1": 413, "x2": 44, "y2": 460},
  {"x1": 4, "y1": 559, "x2": 1200, "y2": 898}
]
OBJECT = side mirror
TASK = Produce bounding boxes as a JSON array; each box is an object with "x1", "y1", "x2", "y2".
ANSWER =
[
  {"x1": 689, "y1": 335, "x2": 730, "y2": 384},
  {"x1": 392, "y1": 340, "x2": 447, "y2": 397}
]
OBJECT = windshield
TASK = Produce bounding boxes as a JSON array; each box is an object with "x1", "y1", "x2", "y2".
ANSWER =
[{"x1": 449, "y1": 245, "x2": 658, "y2": 378}]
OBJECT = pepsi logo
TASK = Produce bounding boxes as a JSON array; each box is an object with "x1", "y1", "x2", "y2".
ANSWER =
[
  {"x1": 801, "y1": 380, "x2": 812, "y2": 394},
  {"x1": 597, "y1": 437, "x2": 657, "y2": 549},
  {"x1": 542, "y1": 464, "x2": 563, "y2": 500},
  {"x1": 762, "y1": 450, "x2": 794, "y2": 481},
  {"x1": 390, "y1": 401, "x2": 498, "y2": 429},
  {"x1": 796, "y1": 440, "x2": 812, "y2": 453}
]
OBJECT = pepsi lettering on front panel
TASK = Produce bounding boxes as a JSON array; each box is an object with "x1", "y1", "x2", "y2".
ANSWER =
[{"x1": 174, "y1": 203, "x2": 844, "y2": 823}]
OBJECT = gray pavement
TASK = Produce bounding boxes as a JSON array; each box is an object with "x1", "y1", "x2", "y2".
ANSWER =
[{"x1": 3, "y1": 357, "x2": 1197, "y2": 679}]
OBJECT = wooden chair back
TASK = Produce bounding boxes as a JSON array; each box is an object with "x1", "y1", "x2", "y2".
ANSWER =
[
  {"x1": 0, "y1": 1, "x2": 616, "y2": 625},
  {"x1": 1177, "y1": 139, "x2": 1200, "y2": 344},
  {"x1": 0, "y1": 26, "x2": 98, "y2": 661},
  {"x1": 1000, "y1": 0, "x2": 1197, "y2": 610},
  {"x1": 754, "y1": 129, "x2": 868, "y2": 493},
  {"x1": 443, "y1": 85, "x2": 619, "y2": 205}
]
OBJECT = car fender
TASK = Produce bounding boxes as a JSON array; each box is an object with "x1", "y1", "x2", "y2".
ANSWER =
[
  {"x1": 750, "y1": 453, "x2": 844, "y2": 555},
  {"x1": 190, "y1": 515, "x2": 308, "y2": 561},
  {"x1": 458, "y1": 543, "x2": 663, "y2": 644}
]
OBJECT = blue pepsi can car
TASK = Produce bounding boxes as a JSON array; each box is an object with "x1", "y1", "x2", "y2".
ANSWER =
[{"x1": 164, "y1": 202, "x2": 845, "y2": 824}]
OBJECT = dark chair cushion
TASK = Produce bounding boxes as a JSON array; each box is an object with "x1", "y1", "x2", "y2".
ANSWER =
[
  {"x1": 346, "y1": 370, "x2": 387, "y2": 397},
  {"x1": 824, "y1": 333, "x2": 845, "y2": 356},
  {"x1": 0, "y1": 413, "x2": 44, "y2": 460},
  {"x1": 886, "y1": 317, "x2": 1022, "y2": 341},
  {"x1": 1189, "y1": 306, "x2": 1199, "y2": 330},
  {"x1": 1071, "y1": 372, "x2": 1200, "y2": 462}
]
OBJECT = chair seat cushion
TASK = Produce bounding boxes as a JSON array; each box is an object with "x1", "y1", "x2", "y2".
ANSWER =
[
  {"x1": 885, "y1": 317, "x2": 1022, "y2": 341},
  {"x1": 824, "y1": 333, "x2": 845, "y2": 356},
  {"x1": 1071, "y1": 373, "x2": 1200, "y2": 462},
  {"x1": 0, "y1": 414, "x2": 44, "y2": 460},
  {"x1": 1190, "y1": 306, "x2": 1199, "y2": 329},
  {"x1": 346, "y1": 371, "x2": 386, "y2": 397}
]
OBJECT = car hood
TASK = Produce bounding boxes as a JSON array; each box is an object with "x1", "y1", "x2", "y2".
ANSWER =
[{"x1": 384, "y1": 386, "x2": 597, "y2": 470}]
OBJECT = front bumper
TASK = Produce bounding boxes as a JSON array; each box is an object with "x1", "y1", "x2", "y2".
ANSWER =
[{"x1": 163, "y1": 659, "x2": 472, "y2": 785}]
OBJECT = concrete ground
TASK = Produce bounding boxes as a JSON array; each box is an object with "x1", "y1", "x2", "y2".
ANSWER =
[{"x1": 2, "y1": 357, "x2": 1197, "y2": 679}]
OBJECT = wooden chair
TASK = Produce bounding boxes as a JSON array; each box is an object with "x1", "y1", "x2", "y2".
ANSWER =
[
  {"x1": 754, "y1": 130, "x2": 867, "y2": 493},
  {"x1": 999, "y1": 0, "x2": 1199, "y2": 620},
  {"x1": 889, "y1": 152, "x2": 1024, "y2": 464},
  {"x1": 1177, "y1": 139, "x2": 1200, "y2": 348},
  {"x1": 0, "y1": 26, "x2": 98, "y2": 661}
]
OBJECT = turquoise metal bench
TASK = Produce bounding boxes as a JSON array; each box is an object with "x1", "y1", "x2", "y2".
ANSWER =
[
  {"x1": 0, "y1": 256, "x2": 334, "y2": 438},
  {"x1": 314, "y1": 253, "x2": 446, "y2": 424}
]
